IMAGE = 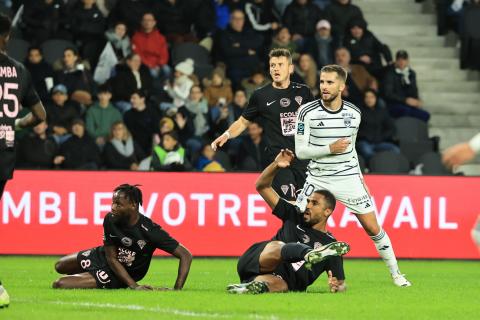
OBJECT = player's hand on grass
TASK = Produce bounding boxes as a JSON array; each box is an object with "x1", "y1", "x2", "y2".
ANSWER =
[
  {"x1": 329, "y1": 138, "x2": 350, "y2": 154},
  {"x1": 442, "y1": 142, "x2": 475, "y2": 169},
  {"x1": 132, "y1": 284, "x2": 154, "y2": 290},
  {"x1": 275, "y1": 149, "x2": 295, "y2": 168},
  {"x1": 327, "y1": 270, "x2": 340, "y2": 293}
]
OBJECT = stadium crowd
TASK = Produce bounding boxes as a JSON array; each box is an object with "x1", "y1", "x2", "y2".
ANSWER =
[{"x1": 1, "y1": 0, "x2": 441, "y2": 173}]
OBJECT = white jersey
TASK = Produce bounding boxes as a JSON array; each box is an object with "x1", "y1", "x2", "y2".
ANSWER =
[{"x1": 295, "y1": 99, "x2": 362, "y2": 177}]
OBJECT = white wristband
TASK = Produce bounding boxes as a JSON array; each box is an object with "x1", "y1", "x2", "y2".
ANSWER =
[
  {"x1": 223, "y1": 131, "x2": 231, "y2": 139},
  {"x1": 468, "y1": 133, "x2": 480, "y2": 153}
]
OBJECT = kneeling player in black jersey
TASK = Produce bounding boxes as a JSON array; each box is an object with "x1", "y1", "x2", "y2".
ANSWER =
[
  {"x1": 227, "y1": 150, "x2": 349, "y2": 294},
  {"x1": 53, "y1": 184, "x2": 192, "y2": 290}
]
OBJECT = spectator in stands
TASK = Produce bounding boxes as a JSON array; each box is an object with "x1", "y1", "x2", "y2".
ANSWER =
[
  {"x1": 241, "y1": 69, "x2": 270, "y2": 99},
  {"x1": 70, "y1": 0, "x2": 107, "y2": 68},
  {"x1": 294, "y1": 53, "x2": 320, "y2": 96},
  {"x1": 123, "y1": 90, "x2": 161, "y2": 155},
  {"x1": 45, "y1": 84, "x2": 81, "y2": 145},
  {"x1": 343, "y1": 18, "x2": 392, "y2": 78},
  {"x1": 357, "y1": 89, "x2": 400, "y2": 165},
  {"x1": 245, "y1": 0, "x2": 280, "y2": 48},
  {"x1": 217, "y1": 9, "x2": 264, "y2": 87},
  {"x1": 105, "y1": 21, "x2": 132, "y2": 60},
  {"x1": 203, "y1": 66, "x2": 233, "y2": 108},
  {"x1": 109, "y1": 53, "x2": 153, "y2": 113},
  {"x1": 21, "y1": 0, "x2": 72, "y2": 44},
  {"x1": 109, "y1": 0, "x2": 151, "y2": 34},
  {"x1": 153, "y1": 0, "x2": 196, "y2": 44},
  {"x1": 382, "y1": 50, "x2": 430, "y2": 122},
  {"x1": 103, "y1": 121, "x2": 145, "y2": 170},
  {"x1": 335, "y1": 47, "x2": 378, "y2": 106},
  {"x1": 185, "y1": 85, "x2": 210, "y2": 139},
  {"x1": 85, "y1": 84, "x2": 122, "y2": 147},
  {"x1": 460, "y1": 0, "x2": 480, "y2": 70},
  {"x1": 237, "y1": 121, "x2": 268, "y2": 171},
  {"x1": 305, "y1": 19, "x2": 336, "y2": 68},
  {"x1": 195, "y1": 143, "x2": 226, "y2": 172},
  {"x1": 162, "y1": 59, "x2": 196, "y2": 112},
  {"x1": 151, "y1": 131, "x2": 189, "y2": 171},
  {"x1": 16, "y1": 121, "x2": 58, "y2": 169},
  {"x1": 132, "y1": 12, "x2": 170, "y2": 80},
  {"x1": 54, "y1": 47, "x2": 95, "y2": 106},
  {"x1": 324, "y1": 0, "x2": 363, "y2": 45},
  {"x1": 24, "y1": 46, "x2": 55, "y2": 102},
  {"x1": 270, "y1": 27, "x2": 299, "y2": 61},
  {"x1": 54, "y1": 119, "x2": 102, "y2": 169},
  {"x1": 282, "y1": 0, "x2": 323, "y2": 49}
]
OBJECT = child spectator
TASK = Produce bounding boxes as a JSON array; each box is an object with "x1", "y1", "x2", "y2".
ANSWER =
[
  {"x1": 195, "y1": 143, "x2": 225, "y2": 172},
  {"x1": 162, "y1": 58, "x2": 195, "y2": 111},
  {"x1": 151, "y1": 131, "x2": 189, "y2": 171}
]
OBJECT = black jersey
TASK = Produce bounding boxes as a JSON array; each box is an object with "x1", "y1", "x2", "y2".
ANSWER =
[
  {"x1": 0, "y1": 53, "x2": 40, "y2": 180},
  {"x1": 99, "y1": 213, "x2": 179, "y2": 282},
  {"x1": 271, "y1": 199, "x2": 344, "y2": 287},
  {"x1": 242, "y1": 82, "x2": 314, "y2": 161}
]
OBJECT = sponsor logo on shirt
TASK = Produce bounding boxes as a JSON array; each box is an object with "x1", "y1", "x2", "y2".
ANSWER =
[{"x1": 280, "y1": 111, "x2": 297, "y2": 136}]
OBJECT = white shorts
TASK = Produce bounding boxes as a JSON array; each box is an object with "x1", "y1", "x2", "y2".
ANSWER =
[{"x1": 295, "y1": 173, "x2": 373, "y2": 214}]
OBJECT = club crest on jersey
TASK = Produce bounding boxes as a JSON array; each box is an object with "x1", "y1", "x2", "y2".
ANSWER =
[
  {"x1": 280, "y1": 98, "x2": 291, "y2": 107},
  {"x1": 342, "y1": 112, "x2": 353, "y2": 127},
  {"x1": 121, "y1": 237, "x2": 133, "y2": 247},
  {"x1": 137, "y1": 240, "x2": 146, "y2": 250},
  {"x1": 281, "y1": 185, "x2": 289, "y2": 195},
  {"x1": 295, "y1": 96, "x2": 303, "y2": 105}
]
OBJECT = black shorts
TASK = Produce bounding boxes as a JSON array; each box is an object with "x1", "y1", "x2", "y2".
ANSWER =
[
  {"x1": 77, "y1": 248, "x2": 127, "y2": 289},
  {"x1": 237, "y1": 241, "x2": 305, "y2": 291}
]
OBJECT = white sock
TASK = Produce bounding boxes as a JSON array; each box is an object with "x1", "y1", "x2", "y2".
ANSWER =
[{"x1": 370, "y1": 229, "x2": 400, "y2": 275}]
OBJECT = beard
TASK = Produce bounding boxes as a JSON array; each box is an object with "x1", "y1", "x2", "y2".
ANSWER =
[{"x1": 322, "y1": 92, "x2": 339, "y2": 102}]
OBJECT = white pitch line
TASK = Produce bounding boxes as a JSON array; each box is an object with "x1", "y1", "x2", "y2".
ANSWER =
[{"x1": 14, "y1": 299, "x2": 280, "y2": 320}]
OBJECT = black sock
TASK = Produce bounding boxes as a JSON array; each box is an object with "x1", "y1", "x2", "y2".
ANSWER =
[{"x1": 280, "y1": 243, "x2": 312, "y2": 263}]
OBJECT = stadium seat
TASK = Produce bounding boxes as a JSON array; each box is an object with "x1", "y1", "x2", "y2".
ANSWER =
[
  {"x1": 6, "y1": 38, "x2": 29, "y2": 62},
  {"x1": 416, "y1": 152, "x2": 452, "y2": 175},
  {"x1": 395, "y1": 117, "x2": 439, "y2": 165},
  {"x1": 399, "y1": 140, "x2": 434, "y2": 166},
  {"x1": 41, "y1": 39, "x2": 77, "y2": 65},
  {"x1": 369, "y1": 151, "x2": 410, "y2": 174},
  {"x1": 171, "y1": 42, "x2": 213, "y2": 80}
]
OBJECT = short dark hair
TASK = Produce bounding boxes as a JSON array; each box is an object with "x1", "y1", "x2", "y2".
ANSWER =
[
  {"x1": 97, "y1": 83, "x2": 112, "y2": 94},
  {"x1": 0, "y1": 13, "x2": 11, "y2": 37},
  {"x1": 313, "y1": 189, "x2": 336, "y2": 211},
  {"x1": 28, "y1": 46, "x2": 43, "y2": 55},
  {"x1": 269, "y1": 48, "x2": 293, "y2": 64},
  {"x1": 114, "y1": 184, "x2": 143, "y2": 207},
  {"x1": 131, "y1": 89, "x2": 146, "y2": 98},
  {"x1": 64, "y1": 47, "x2": 79, "y2": 56},
  {"x1": 320, "y1": 64, "x2": 348, "y2": 83}
]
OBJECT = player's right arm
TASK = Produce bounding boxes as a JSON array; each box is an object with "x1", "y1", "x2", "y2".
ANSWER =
[
  {"x1": 295, "y1": 103, "x2": 350, "y2": 159},
  {"x1": 15, "y1": 101, "x2": 46, "y2": 129},
  {"x1": 104, "y1": 245, "x2": 152, "y2": 290},
  {"x1": 210, "y1": 115, "x2": 250, "y2": 151},
  {"x1": 256, "y1": 149, "x2": 295, "y2": 209}
]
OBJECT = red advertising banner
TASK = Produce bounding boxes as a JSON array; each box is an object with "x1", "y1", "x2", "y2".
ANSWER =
[{"x1": 0, "y1": 170, "x2": 479, "y2": 259}]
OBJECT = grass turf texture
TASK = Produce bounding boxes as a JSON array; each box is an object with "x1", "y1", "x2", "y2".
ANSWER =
[{"x1": 0, "y1": 257, "x2": 478, "y2": 319}]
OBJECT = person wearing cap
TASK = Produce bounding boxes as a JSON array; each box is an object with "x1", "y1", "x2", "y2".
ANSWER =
[
  {"x1": 343, "y1": 18, "x2": 392, "y2": 78},
  {"x1": 305, "y1": 19, "x2": 336, "y2": 68},
  {"x1": 382, "y1": 50, "x2": 430, "y2": 122},
  {"x1": 163, "y1": 58, "x2": 195, "y2": 110},
  {"x1": 54, "y1": 119, "x2": 101, "y2": 169},
  {"x1": 45, "y1": 84, "x2": 82, "y2": 145}
]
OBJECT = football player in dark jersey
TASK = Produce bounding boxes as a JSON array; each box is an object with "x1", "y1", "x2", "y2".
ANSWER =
[
  {"x1": 227, "y1": 149, "x2": 350, "y2": 294},
  {"x1": 211, "y1": 48, "x2": 314, "y2": 200},
  {"x1": 0, "y1": 13, "x2": 47, "y2": 308},
  {"x1": 53, "y1": 184, "x2": 192, "y2": 290}
]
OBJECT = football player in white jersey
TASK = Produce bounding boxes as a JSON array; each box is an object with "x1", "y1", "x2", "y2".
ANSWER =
[{"x1": 294, "y1": 64, "x2": 411, "y2": 287}]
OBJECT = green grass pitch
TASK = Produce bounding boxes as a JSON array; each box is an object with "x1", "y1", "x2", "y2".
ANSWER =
[{"x1": 1, "y1": 256, "x2": 479, "y2": 319}]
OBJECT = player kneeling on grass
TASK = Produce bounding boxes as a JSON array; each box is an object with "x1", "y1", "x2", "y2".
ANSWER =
[
  {"x1": 53, "y1": 184, "x2": 192, "y2": 290},
  {"x1": 227, "y1": 149, "x2": 350, "y2": 294}
]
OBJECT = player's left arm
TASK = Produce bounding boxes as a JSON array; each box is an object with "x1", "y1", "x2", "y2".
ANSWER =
[{"x1": 171, "y1": 244, "x2": 193, "y2": 290}]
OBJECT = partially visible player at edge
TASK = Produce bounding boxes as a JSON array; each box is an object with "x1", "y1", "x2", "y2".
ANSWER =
[
  {"x1": 228, "y1": 149, "x2": 350, "y2": 294},
  {"x1": 211, "y1": 48, "x2": 314, "y2": 200},
  {"x1": 294, "y1": 64, "x2": 411, "y2": 287},
  {"x1": 52, "y1": 184, "x2": 192, "y2": 290},
  {"x1": 0, "y1": 13, "x2": 47, "y2": 308}
]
